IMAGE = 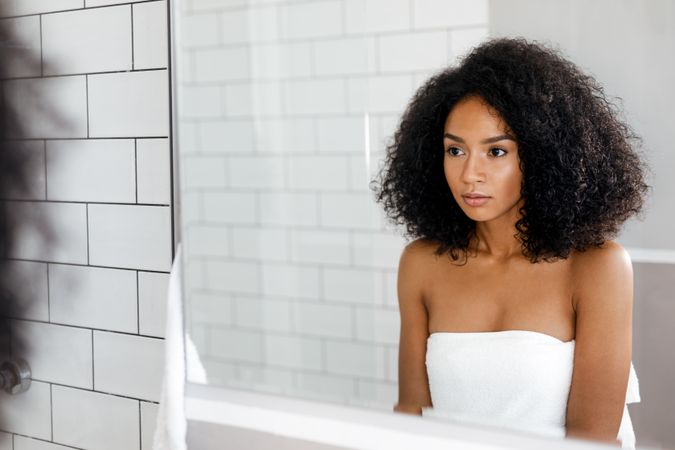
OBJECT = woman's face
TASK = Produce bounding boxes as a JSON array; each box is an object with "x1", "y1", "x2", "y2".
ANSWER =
[{"x1": 443, "y1": 95, "x2": 523, "y2": 223}]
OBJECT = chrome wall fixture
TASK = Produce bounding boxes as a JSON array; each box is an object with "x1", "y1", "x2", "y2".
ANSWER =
[{"x1": 0, "y1": 359, "x2": 31, "y2": 394}]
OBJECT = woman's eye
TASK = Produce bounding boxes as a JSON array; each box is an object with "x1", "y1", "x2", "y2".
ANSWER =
[
  {"x1": 489, "y1": 147, "x2": 507, "y2": 157},
  {"x1": 446, "y1": 147, "x2": 464, "y2": 156}
]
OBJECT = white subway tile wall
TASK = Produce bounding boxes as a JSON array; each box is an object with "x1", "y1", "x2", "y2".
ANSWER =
[
  {"x1": 9, "y1": 201, "x2": 89, "y2": 264},
  {"x1": 4, "y1": 76, "x2": 88, "y2": 138},
  {"x1": 0, "y1": 382, "x2": 52, "y2": 440},
  {"x1": 49, "y1": 264, "x2": 138, "y2": 332},
  {"x1": 1, "y1": 1, "x2": 83, "y2": 17},
  {"x1": 0, "y1": 1, "x2": 170, "y2": 449},
  {"x1": 295, "y1": 371, "x2": 355, "y2": 403},
  {"x1": 88, "y1": 204, "x2": 172, "y2": 271},
  {"x1": 140, "y1": 402, "x2": 159, "y2": 450},
  {"x1": 199, "y1": 119, "x2": 256, "y2": 153},
  {"x1": 3, "y1": 261, "x2": 49, "y2": 322},
  {"x1": 250, "y1": 44, "x2": 312, "y2": 79},
  {"x1": 51, "y1": 385, "x2": 140, "y2": 450},
  {"x1": 1, "y1": 141, "x2": 46, "y2": 200},
  {"x1": 234, "y1": 364, "x2": 294, "y2": 393},
  {"x1": 179, "y1": 0, "x2": 487, "y2": 411},
  {"x1": 189, "y1": 292, "x2": 234, "y2": 326},
  {"x1": 234, "y1": 296, "x2": 292, "y2": 332},
  {"x1": 132, "y1": 1, "x2": 169, "y2": 70},
  {"x1": 42, "y1": 6, "x2": 132, "y2": 75},
  {"x1": 138, "y1": 272, "x2": 170, "y2": 337},
  {"x1": 13, "y1": 436, "x2": 74, "y2": 450},
  {"x1": 46, "y1": 139, "x2": 136, "y2": 202},
  {"x1": 11, "y1": 320, "x2": 93, "y2": 389},
  {"x1": 93, "y1": 331, "x2": 164, "y2": 402},
  {"x1": 85, "y1": 0, "x2": 148, "y2": 7},
  {"x1": 88, "y1": 70, "x2": 170, "y2": 137},
  {"x1": 0, "y1": 16, "x2": 42, "y2": 78},
  {"x1": 136, "y1": 138, "x2": 172, "y2": 204},
  {"x1": 344, "y1": 0, "x2": 410, "y2": 34}
]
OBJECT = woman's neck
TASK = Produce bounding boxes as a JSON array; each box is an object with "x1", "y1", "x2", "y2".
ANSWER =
[{"x1": 472, "y1": 203, "x2": 524, "y2": 261}]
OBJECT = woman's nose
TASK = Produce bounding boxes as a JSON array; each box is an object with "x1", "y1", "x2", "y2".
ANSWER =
[{"x1": 461, "y1": 153, "x2": 485, "y2": 183}]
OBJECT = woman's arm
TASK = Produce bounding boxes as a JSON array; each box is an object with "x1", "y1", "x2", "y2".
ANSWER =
[
  {"x1": 565, "y1": 241, "x2": 634, "y2": 445},
  {"x1": 393, "y1": 240, "x2": 433, "y2": 415}
]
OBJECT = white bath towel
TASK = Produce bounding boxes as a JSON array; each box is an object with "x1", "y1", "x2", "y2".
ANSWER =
[
  {"x1": 422, "y1": 330, "x2": 640, "y2": 449},
  {"x1": 153, "y1": 244, "x2": 207, "y2": 450}
]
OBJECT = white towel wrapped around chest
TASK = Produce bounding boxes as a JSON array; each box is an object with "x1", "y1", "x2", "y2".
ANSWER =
[{"x1": 422, "y1": 330, "x2": 640, "y2": 449}]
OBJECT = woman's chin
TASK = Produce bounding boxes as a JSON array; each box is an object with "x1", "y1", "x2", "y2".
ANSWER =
[{"x1": 459, "y1": 208, "x2": 494, "y2": 222}]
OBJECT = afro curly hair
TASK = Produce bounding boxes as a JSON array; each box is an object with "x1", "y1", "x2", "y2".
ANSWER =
[{"x1": 371, "y1": 37, "x2": 649, "y2": 263}]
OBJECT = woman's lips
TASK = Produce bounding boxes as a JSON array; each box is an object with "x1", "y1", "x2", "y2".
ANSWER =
[{"x1": 462, "y1": 194, "x2": 490, "y2": 207}]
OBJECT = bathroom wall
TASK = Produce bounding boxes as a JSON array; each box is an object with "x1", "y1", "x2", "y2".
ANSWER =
[
  {"x1": 629, "y1": 262, "x2": 675, "y2": 448},
  {"x1": 178, "y1": 0, "x2": 488, "y2": 409},
  {"x1": 0, "y1": 1, "x2": 172, "y2": 450}
]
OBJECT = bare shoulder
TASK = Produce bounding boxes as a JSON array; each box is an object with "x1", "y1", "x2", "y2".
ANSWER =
[
  {"x1": 570, "y1": 240, "x2": 632, "y2": 276},
  {"x1": 401, "y1": 238, "x2": 438, "y2": 264},
  {"x1": 399, "y1": 238, "x2": 441, "y2": 276},
  {"x1": 402, "y1": 237, "x2": 440, "y2": 254},
  {"x1": 403, "y1": 237, "x2": 438, "y2": 254},
  {"x1": 570, "y1": 240, "x2": 633, "y2": 310},
  {"x1": 397, "y1": 238, "x2": 440, "y2": 307}
]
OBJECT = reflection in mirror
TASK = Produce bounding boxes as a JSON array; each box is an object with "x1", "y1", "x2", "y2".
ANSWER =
[{"x1": 175, "y1": 0, "x2": 674, "y2": 449}]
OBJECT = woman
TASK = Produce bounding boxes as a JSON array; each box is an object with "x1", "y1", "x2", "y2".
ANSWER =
[{"x1": 372, "y1": 38, "x2": 648, "y2": 448}]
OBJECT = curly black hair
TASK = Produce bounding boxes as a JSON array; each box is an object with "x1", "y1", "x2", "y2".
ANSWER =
[{"x1": 371, "y1": 37, "x2": 649, "y2": 264}]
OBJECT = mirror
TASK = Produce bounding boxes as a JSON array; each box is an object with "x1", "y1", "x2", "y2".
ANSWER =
[{"x1": 174, "y1": 1, "x2": 674, "y2": 448}]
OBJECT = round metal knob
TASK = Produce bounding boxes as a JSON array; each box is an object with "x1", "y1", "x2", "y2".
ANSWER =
[{"x1": 0, "y1": 359, "x2": 31, "y2": 394}]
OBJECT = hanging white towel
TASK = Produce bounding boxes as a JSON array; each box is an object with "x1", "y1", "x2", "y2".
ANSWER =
[{"x1": 153, "y1": 244, "x2": 207, "y2": 450}]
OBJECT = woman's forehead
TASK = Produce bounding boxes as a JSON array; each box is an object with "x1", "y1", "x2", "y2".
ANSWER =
[{"x1": 444, "y1": 97, "x2": 512, "y2": 137}]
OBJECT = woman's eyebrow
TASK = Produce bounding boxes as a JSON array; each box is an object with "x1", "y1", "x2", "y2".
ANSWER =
[{"x1": 443, "y1": 132, "x2": 516, "y2": 144}]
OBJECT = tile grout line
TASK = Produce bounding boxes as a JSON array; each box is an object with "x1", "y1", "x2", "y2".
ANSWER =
[
  {"x1": 0, "y1": 0, "x2": 161, "y2": 20},
  {"x1": 7, "y1": 321, "x2": 11, "y2": 361},
  {"x1": 4, "y1": 199, "x2": 170, "y2": 207},
  {"x1": 136, "y1": 271, "x2": 141, "y2": 334},
  {"x1": 5, "y1": 257, "x2": 171, "y2": 274},
  {"x1": 351, "y1": 304, "x2": 357, "y2": 340},
  {"x1": 49, "y1": 383, "x2": 54, "y2": 441},
  {"x1": 39, "y1": 14, "x2": 43, "y2": 76},
  {"x1": 5, "y1": 135, "x2": 168, "y2": 141},
  {"x1": 9, "y1": 316, "x2": 166, "y2": 340},
  {"x1": 131, "y1": 3, "x2": 135, "y2": 70},
  {"x1": 85, "y1": 203, "x2": 90, "y2": 265},
  {"x1": 91, "y1": 329, "x2": 95, "y2": 391},
  {"x1": 138, "y1": 401, "x2": 142, "y2": 450},
  {"x1": 46, "y1": 263, "x2": 51, "y2": 322},
  {"x1": 43, "y1": 140, "x2": 48, "y2": 200},
  {"x1": 11, "y1": 433, "x2": 84, "y2": 450},
  {"x1": 85, "y1": 74, "x2": 90, "y2": 138},
  {"x1": 7, "y1": 66, "x2": 166, "y2": 81},
  {"x1": 135, "y1": 139, "x2": 139, "y2": 203},
  {"x1": 28, "y1": 377, "x2": 162, "y2": 404}
]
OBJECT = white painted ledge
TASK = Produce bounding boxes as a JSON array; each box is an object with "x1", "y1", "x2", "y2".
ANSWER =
[
  {"x1": 184, "y1": 382, "x2": 645, "y2": 450},
  {"x1": 626, "y1": 247, "x2": 675, "y2": 264}
]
